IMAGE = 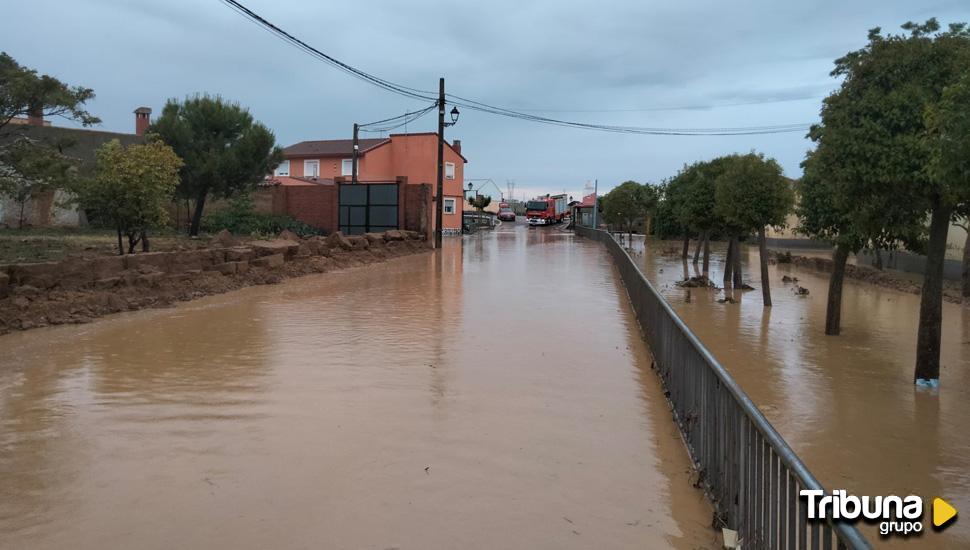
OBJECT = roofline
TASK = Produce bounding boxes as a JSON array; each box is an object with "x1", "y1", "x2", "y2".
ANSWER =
[
  {"x1": 282, "y1": 138, "x2": 390, "y2": 158},
  {"x1": 388, "y1": 132, "x2": 468, "y2": 162},
  {"x1": 283, "y1": 133, "x2": 468, "y2": 163}
]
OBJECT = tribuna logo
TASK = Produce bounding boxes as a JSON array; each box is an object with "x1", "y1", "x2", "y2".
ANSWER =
[{"x1": 800, "y1": 490, "x2": 924, "y2": 536}]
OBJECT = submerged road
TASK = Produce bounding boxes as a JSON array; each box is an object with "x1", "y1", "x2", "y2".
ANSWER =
[{"x1": 0, "y1": 222, "x2": 713, "y2": 549}]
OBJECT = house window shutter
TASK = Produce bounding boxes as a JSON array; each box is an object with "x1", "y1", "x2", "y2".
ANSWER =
[
  {"x1": 341, "y1": 159, "x2": 353, "y2": 176},
  {"x1": 304, "y1": 159, "x2": 319, "y2": 177},
  {"x1": 445, "y1": 162, "x2": 455, "y2": 180}
]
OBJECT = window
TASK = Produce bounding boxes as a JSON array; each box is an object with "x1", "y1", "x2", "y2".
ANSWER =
[
  {"x1": 341, "y1": 158, "x2": 353, "y2": 176},
  {"x1": 304, "y1": 159, "x2": 320, "y2": 177},
  {"x1": 274, "y1": 160, "x2": 290, "y2": 176},
  {"x1": 444, "y1": 198, "x2": 456, "y2": 214},
  {"x1": 445, "y1": 162, "x2": 455, "y2": 180}
]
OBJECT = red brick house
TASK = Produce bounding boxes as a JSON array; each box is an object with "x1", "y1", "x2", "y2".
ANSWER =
[{"x1": 277, "y1": 133, "x2": 466, "y2": 234}]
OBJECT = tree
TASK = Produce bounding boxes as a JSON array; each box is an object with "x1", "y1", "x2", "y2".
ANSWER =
[
  {"x1": 468, "y1": 194, "x2": 492, "y2": 226},
  {"x1": 818, "y1": 19, "x2": 970, "y2": 383},
  {"x1": 601, "y1": 180, "x2": 657, "y2": 242},
  {"x1": 0, "y1": 52, "x2": 99, "y2": 135},
  {"x1": 0, "y1": 136, "x2": 78, "y2": 227},
  {"x1": 0, "y1": 52, "x2": 98, "y2": 227},
  {"x1": 927, "y1": 74, "x2": 970, "y2": 292},
  {"x1": 670, "y1": 159, "x2": 731, "y2": 274},
  {"x1": 75, "y1": 139, "x2": 182, "y2": 254},
  {"x1": 797, "y1": 149, "x2": 870, "y2": 335},
  {"x1": 150, "y1": 95, "x2": 282, "y2": 236},
  {"x1": 715, "y1": 153, "x2": 794, "y2": 306}
]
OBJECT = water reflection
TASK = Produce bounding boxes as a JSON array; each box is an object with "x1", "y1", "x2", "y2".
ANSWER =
[{"x1": 628, "y1": 236, "x2": 970, "y2": 547}]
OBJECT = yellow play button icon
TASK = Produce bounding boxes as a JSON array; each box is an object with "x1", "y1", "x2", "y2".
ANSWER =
[{"x1": 933, "y1": 497, "x2": 958, "y2": 528}]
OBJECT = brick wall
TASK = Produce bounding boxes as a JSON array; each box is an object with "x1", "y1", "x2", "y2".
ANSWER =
[{"x1": 277, "y1": 184, "x2": 338, "y2": 231}]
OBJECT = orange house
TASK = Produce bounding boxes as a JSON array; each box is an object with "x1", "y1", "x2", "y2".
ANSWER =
[{"x1": 278, "y1": 133, "x2": 466, "y2": 233}]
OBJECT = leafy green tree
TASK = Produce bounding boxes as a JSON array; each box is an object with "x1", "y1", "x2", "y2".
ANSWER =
[
  {"x1": 75, "y1": 139, "x2": 182, "y2": 254},
  {"x1": 0, "y1": 137, "x2": 78, "y2": 227},
  {"x1": 927, "y1": 74, "x2": 970, "y2": 298},
  {"x1": 0, "y1": 52, "x2": 99, "y2": 134},
  {"x1": 150, "y1": 95, "x2": 282, "y2": 236},
  {"x1": 715, "y1": 152, "x2": 794, "y2": 305},
  {"x1": 818, "y1": 19, "x2": 970, "y2": 383},
  {"x1": 796, "y1": 149, "x2": 869, "y2": 334},
  {"x1": 0, "y1": 52, "x2": 98, "y2": 227},
  {"x1": 601, "y1": 180, "x2": 657, "y2": 241},
  {"x1": 468, "y1": 194, "x2": 492, "y2": 225},
  {"x1": 669, "y1": 158, "x2": 731, "y2": 273}
]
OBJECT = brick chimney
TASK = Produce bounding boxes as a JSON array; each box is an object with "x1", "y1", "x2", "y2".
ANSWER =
[
  {"x1": 27, "y1": 103, "x2": 44, "y2": 126},
  {"x1": 452, "y1": 139, "x2": 461, "y2": 155},
  {"x1": 134, "y1": 107, "x2": 152, "y2": 136}
]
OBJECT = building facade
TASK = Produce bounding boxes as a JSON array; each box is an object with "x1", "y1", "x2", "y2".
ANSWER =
[{"x1": 279, "y1": 133, "x2": 466, "y2": 233}]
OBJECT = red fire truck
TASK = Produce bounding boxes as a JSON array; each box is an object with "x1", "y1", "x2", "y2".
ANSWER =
[{"x1": 526, "y1": 194, "x2": 568, "y2": 226}]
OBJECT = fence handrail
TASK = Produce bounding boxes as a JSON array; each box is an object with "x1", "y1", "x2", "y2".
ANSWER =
[{"x1": 578, "y1": 226, "x2": 869, "y2": 549}]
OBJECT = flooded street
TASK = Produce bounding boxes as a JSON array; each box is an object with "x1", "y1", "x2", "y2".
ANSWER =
[
  {"x1": 629, "y1": 237, "x2": 970, "y2": 547},
  {"x1": 0, "y1": 223, "x2": 714, "y2": 550}
]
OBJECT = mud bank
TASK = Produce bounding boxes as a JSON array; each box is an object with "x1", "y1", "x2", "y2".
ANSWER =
[
  {"x1": 780, "y1": 251, "x2": 965, "y2": 304},
  {"x1": 0, "y1": 230, "x2": 429, "y2": 335}
]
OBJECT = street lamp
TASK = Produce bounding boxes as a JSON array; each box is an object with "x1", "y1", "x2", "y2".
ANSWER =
[{"x1": 435, "y1": 78, "x2": 461, "y2": 248}]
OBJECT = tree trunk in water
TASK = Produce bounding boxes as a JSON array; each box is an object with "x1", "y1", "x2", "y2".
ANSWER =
[
  {"x1": 825, "y1": 244, "x2": 850, "y2": 335},
  {"x1": 702, "y1": 232, "x2": 710, "y2": 275},
  {"x1": 732, "y1": 235, "x2": 743, "y2": 288},
  {"x1": 723, "y1": 238, "x2": 734, "y2": 289},
  {"x1": 914, "y1": 206, "x2": 952, "y2": 383},
  {"x1": 189, "y1": 191, "x2": 208, "y2": 237},
  {"x1": 127, "y1": 232, "x2": 142, "y2": 255},
  {"x1": 682, "y1": 232, "x2": 690, "y2": 259},
  {"x1": 962, "y1": 229, "x2": 970, "y2": 299},
  {"x1": 116, "y1": 226, "x2": 124, "y2": 255},
  {"x1": 141, "y1": 230, "x2": 150, "y2": 252},
  {"x1": 693, "y1": 236, "x2": 702, "y2": 264},
  {"x1": 758, "y1": 228, "x2": 771, "y2": 307}
]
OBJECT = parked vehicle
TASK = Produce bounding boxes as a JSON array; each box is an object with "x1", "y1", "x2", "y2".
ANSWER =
[
  {"x1": 526, "y1": 194, "x2": 568, "y2": 225},
  {"x1": 497, "y1": 202, "x2": 516, "y2": 222}
]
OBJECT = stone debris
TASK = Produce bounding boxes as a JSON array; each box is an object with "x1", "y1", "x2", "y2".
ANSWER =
[{"x1": 676, "y1": 275, "x2": 716, "y2": 288}]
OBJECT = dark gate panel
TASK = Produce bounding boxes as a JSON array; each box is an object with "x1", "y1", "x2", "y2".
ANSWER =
[{"x1": 339, "y1": 183, "x2": 399, "y2": 235}]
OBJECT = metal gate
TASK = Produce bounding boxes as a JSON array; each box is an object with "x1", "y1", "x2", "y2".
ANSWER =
[{"x1": 338, "y1": 183, "x2": 399, "y2": 235}]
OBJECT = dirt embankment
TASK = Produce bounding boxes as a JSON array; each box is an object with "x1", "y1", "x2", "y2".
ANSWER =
[
  {"x1": 0, "y1": 230, "x2": 429, "y2": 335},
  {"x1": 779, "y1": 252, "x2": 965, "y2": 304}
]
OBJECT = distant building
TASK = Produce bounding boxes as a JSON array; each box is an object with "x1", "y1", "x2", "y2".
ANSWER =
[
  {"x1": 0, "y1": 108, "x2": 150, "y2": 227},
  {"x1": 279, "y1": 133, "x2": 466, "y2": 234}
]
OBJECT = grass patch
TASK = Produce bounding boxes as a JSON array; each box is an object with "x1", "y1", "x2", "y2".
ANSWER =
[{"x1": 0, "y1": 227, "x2": 213, "y2": 264}]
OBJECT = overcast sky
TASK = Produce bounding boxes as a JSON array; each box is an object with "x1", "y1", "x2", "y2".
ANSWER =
[{"x1": 5, "y1": 0, "x2": 966, "y2": 201}]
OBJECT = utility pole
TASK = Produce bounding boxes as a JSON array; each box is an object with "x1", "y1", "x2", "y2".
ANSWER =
[
  {"x1": 352, "y1": 123, "x2": 359, "y2": 185},
  {"x1": 435, "y1": 77, "x2": 446, "y2": 249},
  {"x1": 591, "y1": 178, "x2": 599, "y2": 229}
]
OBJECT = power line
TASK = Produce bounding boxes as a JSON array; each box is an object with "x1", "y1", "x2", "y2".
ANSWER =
[
  {"x1": 359, "y1": 104, "x2": 437, "y2": 133},
  {"x1": 218, "y1": 0, "x2": 813, "y2": 136}
]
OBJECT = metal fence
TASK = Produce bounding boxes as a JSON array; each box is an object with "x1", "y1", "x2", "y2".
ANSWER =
[{"x1": 576, "y1": 226, "x2": 870, "y2": 550}]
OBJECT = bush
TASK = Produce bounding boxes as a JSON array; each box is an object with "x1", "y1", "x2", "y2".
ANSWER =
[{"x1": 200, "y1": 194, "x2": 321, "y2": 238}]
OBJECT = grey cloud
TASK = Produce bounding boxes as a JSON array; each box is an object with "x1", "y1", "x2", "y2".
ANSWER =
[{"x1": 4, "y1": 0, "x2": 968, "y2": 198}]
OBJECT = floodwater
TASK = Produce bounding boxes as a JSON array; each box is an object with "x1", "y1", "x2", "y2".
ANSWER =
[
  {"x1": 0, "y1": 223, "x2": 715, "y2": 550},
  {"x1": 627, "y1": 236, "x2": 970, "y2": 548}
]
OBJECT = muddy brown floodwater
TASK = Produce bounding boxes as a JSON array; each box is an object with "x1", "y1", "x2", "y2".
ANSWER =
[
  {"x1": 627, "y1": 236, "x2": 970, "y2": 548},
  {"x1": 0, "y1": 222, "x2": 716, "y2": 550}
]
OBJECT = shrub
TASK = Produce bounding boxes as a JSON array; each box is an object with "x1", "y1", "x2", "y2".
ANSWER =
[{"x1": 201, "y1": 194, "x2": 321, "y2": 238}]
